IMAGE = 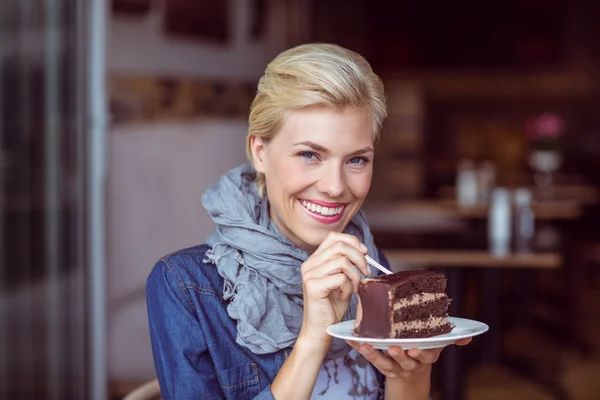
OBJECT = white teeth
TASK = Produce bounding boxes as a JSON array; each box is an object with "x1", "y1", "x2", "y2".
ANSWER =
[{"x1": 301, "y1": 200, "x2": 344, "y2": 216}]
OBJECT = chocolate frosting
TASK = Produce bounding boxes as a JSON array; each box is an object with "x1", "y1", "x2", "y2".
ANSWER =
[{"x1": 355, "y1": 270, "x2": 449, "y2": 338}]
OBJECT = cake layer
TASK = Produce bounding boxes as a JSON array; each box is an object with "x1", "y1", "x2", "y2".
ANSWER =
[
  {"x1": 392, "y1": 315, "x2": 448, "y2": 331},
  {"x1": 392, "y1": 322, "x2": 453, "y2": 339},
  {"x1": 392, "y1": 292, "x2": 446, "y2": 308},
  {"x1": 392, "y1": 298, "x2": 450, "y2": 323},
  {"x1": 391, "y1": 275, "x2": 446, "y2": 299}
]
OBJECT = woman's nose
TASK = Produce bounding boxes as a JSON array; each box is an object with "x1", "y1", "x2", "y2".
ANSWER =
[{"x1": 317, "y1": 166, "x2": 345, "y2": 198}]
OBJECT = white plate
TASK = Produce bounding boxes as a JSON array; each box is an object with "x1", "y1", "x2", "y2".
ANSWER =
[{"x1": 326, "y1": 317, "x2": 489, "y2": 350}]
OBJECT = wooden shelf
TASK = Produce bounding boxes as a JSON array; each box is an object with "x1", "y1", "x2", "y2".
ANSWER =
[{"x1": 383, "y1": 249, "x2": 562, "y2": 269}]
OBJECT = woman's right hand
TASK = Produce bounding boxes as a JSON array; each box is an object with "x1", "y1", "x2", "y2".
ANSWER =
[
  {"x1": 298, "y1": 232, "x2": 371, "y2": 350},
  {"x1": 272, "y1": 232, "x2": 370, "y2": 399}
]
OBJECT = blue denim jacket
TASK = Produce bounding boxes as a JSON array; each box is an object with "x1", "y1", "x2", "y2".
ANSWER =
[{"x1": 146, "y1": 244, "x2": 391, "y2": 400}]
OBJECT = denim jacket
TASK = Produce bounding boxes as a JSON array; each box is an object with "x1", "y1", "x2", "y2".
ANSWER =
[{"x1": 146, "y1": 244, "x2": 391, "y2": 400}]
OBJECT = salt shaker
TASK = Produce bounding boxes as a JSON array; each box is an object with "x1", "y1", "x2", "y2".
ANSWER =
[
  {"x1": 514, "y1": 188, "x2": 535, "y2": 254},
  {"x1": 489, "y1": 188, "x2": 512, "y2": 256},
  {"x1": 477, "y1": 160, "x2": 496, "y2": 204},
  {"x1": 457, "y1": 159, "x2": 478, "y2": 207}
]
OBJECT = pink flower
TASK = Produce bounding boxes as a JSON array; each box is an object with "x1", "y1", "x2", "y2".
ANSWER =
[{"x1": 526, "y1": 113, "x2": 565, "y2": 139}]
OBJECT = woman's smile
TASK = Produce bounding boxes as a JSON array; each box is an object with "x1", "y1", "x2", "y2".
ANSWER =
[{"x1": 298, "y1": 199, "x2": 347, "y2": 224}]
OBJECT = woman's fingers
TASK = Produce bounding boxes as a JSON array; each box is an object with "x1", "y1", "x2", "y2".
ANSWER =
[
  {"x1": 345, "y1": 342, "x2": 445, "y2": 380},
  {"x1": 337, "y1": 276, "x2": 354, "y2": 300},
  {"x1": 303, "y1": 256, "x2": 362, "y2": 295},
  {"x1": 314, "y1": 232, "x2": 367, "y2": 257},
  {"x1": 455, "y1": 337, "x2": 472, "y2": 346},
  {"x1": 304, "y1": 239, "x2": 370, "y2": 277},
  {"x1": 386, "y1": 347, "x2": 419, "y2": 371},
  {"x1": 344, "y1": 339, "x2": 473, "y2": 381},
  {"x1": 346, "y1": 341, "x2": 401, "y2": 378},
  {"x1": 304, "y1": 274, "x2": 352, "y2": 299},
  {"x1": 406, "y1": 348, "x2": 442, "y2": 364}
]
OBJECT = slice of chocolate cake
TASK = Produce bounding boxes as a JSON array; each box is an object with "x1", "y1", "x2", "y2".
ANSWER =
[{"x1": 354, "y1": 270, "x2": 454, "y2": 338}]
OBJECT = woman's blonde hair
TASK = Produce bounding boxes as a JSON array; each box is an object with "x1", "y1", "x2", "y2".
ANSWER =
[{"x1": 246, "y1": 43, "x2": 387, "y2": 197}]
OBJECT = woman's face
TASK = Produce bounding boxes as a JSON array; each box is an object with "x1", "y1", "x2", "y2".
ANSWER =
[{"x1": 250, "y1": 107, "x2": 375, "y2": 252}]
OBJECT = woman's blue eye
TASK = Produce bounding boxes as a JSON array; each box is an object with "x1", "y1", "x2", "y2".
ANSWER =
[
  {"x1": 349, "y1": 157, "x2": 368, "y2": 165},
  {"x1": 298, "y1": 151, "x2": 318, "y2": 160}
]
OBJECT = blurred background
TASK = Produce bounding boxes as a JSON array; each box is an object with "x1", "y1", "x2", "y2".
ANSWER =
[{"x1": 1, "y1": 0, "x2": 600, "y2": 399}]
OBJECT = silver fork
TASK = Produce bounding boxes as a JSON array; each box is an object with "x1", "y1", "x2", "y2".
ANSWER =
[{"x1": 365, "y1": 255, "x2": 393, "y2": 275}]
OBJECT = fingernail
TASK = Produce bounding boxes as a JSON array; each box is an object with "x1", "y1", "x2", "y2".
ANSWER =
[
  {"x1": 388, "y1": 349, "x2": 398, "y2": 356},
  {"x1": 360, "y1": 243, "x2": 368, "y2": 253},
  {"x1": 363, "y1": 347, "x2": 372, "y2": 355}
]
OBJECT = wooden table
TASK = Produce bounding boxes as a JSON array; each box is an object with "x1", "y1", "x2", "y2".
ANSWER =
[
  {"x1": 384, "y1": 250, "x2": 562, "y2": 269},
  {"x1": 380, "y1": 249, "x2": 563, "y2": 400}
]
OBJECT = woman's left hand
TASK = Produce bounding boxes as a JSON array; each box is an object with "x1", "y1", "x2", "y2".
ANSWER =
[{"x1": 345, "y1": 338, "x2": 472, "y2": 379}]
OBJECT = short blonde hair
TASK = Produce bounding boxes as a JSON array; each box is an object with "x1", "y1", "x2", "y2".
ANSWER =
[{"x1": 246, "y1": 43, "x2": 387, "y2": 197}]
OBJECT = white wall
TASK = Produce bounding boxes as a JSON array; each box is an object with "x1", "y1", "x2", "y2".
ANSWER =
[
  {"x1": 107, "y1": 121, "x2": 248, "y2": 381},
  {"x1": 108, "y1": 0, "x2": 288, "y2": 80},
  {"x1": 106, "y1": 0, "x2": 310, "y2": 385}
]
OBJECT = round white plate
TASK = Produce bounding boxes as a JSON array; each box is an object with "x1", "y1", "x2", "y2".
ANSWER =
[{"x1": 326, "y1": 317, "x2": 489, "y2": 350}]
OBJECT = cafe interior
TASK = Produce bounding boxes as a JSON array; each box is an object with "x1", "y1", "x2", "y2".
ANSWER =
[{"x1": 1, "y1": 0, "x2": 600, "y2": 399}]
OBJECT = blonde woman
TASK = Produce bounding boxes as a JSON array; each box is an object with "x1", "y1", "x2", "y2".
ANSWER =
[{"x1": 146, "y1": 43, "x2": 471, "y2": 400}]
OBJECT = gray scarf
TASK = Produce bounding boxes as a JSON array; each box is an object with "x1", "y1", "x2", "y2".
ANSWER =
[{"x1": 202, "y1": 163, "x2": 381, "y2": 360}]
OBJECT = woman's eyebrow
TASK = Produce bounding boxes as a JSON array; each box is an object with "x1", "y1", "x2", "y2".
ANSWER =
[
  {"x1": 348, "y1": 147, "x2": 374, "y2": 156},
  {"x1": 293, "y1": 141, "x2": 374, "y2": 156},
  {"x1": 293, "y1": 141, "x2": 330, "y2": 153}
]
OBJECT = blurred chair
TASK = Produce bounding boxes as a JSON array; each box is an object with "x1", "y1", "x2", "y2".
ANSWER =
[
  {"x1": 123, "y1": 379, "x2": 161, "y2": 400},
  {"x1": 569, "y1": 238, "x2": 600, "y2": 355},
  {"x1": 574, "y1": 239, "x2": 600, "y2": 284}
]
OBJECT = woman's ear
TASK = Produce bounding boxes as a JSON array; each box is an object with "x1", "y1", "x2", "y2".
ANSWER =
[{"x1": 249, "y1": 135, "x2": 267, "y2": 173}]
